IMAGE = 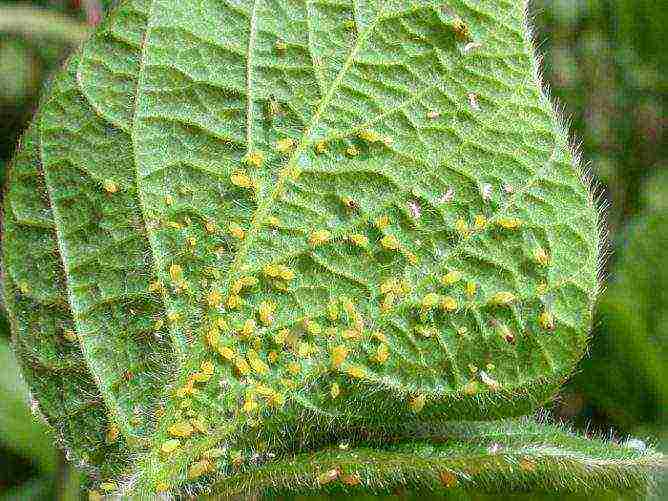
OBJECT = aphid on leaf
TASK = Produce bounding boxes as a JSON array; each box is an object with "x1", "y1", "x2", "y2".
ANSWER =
[
  {"x1": 358, "y1": 129, "x2": 381, "y2": 143},
  {"x1": 190, "y1": 416, "x2": 209, "y2": 434},
  {"x1": 440, "y1": 470, "x2": 458, "y2": 488},
  {"x1": 440, "y1": 295, "x2": 458, "y2": 312},
  {"x1": 463, "y1": 380, "x2": 479, "y2": 395},
  {"x1": 186, "y1": 236, "x2": 197, "y2": 248},
  {"x1": 103, "y1": 179, "x2": 118, "y2": 193},
  {"x1": 346, "y1": 365, "x2": 366, "y2": 379},
  {"x1": 227, "y1": 294, "x2": 242, "y2": 309},
  {"x1": 206, "y1": 290, "x2": 223, "y2": 309},
  {"x1": 244, "y1": 150, "x2": 265, "y2": 168},
  {"x1": 218, "y1": 345, "x2": 235, "y2": 361},
  {"x1": 287, "y1": 361, "x2": 301, "y2": 375},
  {"x1": 426, "y1": 110, "x2": 440, "y2": 119},
  {"x1": 169, "y1": 263, "x2": 183, "y2": 283},
  {"x1": 276, "y1": 137, "x2": 295, "y2": 154},
  {"x1": 63, "y1": 329, "x2": 77, "y2": 342},
  {"x1": 167, "y1": 311, "x2": 181, "y2": 323},
  {"x1": 230, "y1": 171, "x2": 254, "y2": 189},
  {"x1": 342, "y1": 196, "x2": 359, "y2": 210},
  {"x1": 315, "y1": 140, "x2": 327, "y2": 154},
  {"x1": 441, "y1": 270, "x2": 462, "y2": 286},
  {"x1": 375, "y1": 215, "x2": 390, "y2": 229},
  {"x1": 410, "y1": 394, "x2": 426, "y2": 413},
  {"x1": 99, "y1": 482, "x2": 118, "y2": 493},
  {"x1": 497, "y1": 217, "x2": 522, "y2": 230},
  {"x1": 421, "y1": 293, "x2": 440, "y2": 312},
  {"x1": 188, "y1": 459, "x2": 211, "y2": 480},
  {"x1": 380, "y1": 292, "x2": 395, "y2": 313},
  {"x1": 533, "y1": 247, "x2": 550, "y2": 266},
  {"x1": 266, "y1": 215, "x2": 280, "y2": 227},
  {"x1": 342, "y1": 328, "x2": 362, "y2": 341},
  {"x1": 467, "y1": 92, "x2": 480, "y2": 111},
  {"x1": 204, "y1": 220, "x2": 217, "y2": 234},
  {"x1": 309, "y1": 229, "x2": 331, "y2": 246},
  {"x1": 155, "y1": 482, "x2": 170, "y2": 493},
  {"x1": 346, "y1": 145, "x2": 359, "y2": 157},
  {"x1": 206, "y1": 327, "x2": 221, "y2": 347},
  {"x1": 240, "y1": 319, "x2": 256, "y2": 337},
  {"x1": 342, "y1": 473, "x2": 361, "y2": 486},
  {"x1": 148, "y1": 279, "x2": 162, "y2": 293},
  {"x1": 480, "y1": 370, "x2": 500, "y2": 391},
  {"x1": 105, "y1": 424, "x2": 119, "y2": 444},
  {"x1": 274, "y1": 329, "x2": 290, "y2": 345},
  {"x1": 375, "y1": 343, "x2": 389, "y2": 364},
  {"x1": 349, "y1": 233, "x2": 368, "y2": 247},
  {"x1": 168, "y1": 421, "x2": 194, "y2": 438},
  {"x1": 331, "y1": 345, "x2": 349, "y2": 368},
  {"x1": 474, "y1": 214, "x2": 487, "y2": 230},
  {"x1": 235, "y1": 356, "x2": 251, "y2": 376},
  {"x1": 164, "y1": 194, "x2": 174, "y2": 206},
  {"x1": 201, "y1": 360, "x2": 214, "y2": 376},
  {"x1": 380, "y1": 234, "x2": 400, "y2": 251},
  {"x1": 318, "y1": 468, "x2": 340, "y2": 485},
  {"x1": 465, "y1": 281, "x2": 477, "y2": 298},
  {"x1": 489, "y1": 291, "x2": 516, "y2": 306},
  {"x1": 247, "y1": 349, "x2": 270, "y2": 375},
  {"x1": 305, "y1": 319, "x2": 322, "y2": 335},
  {"x1": 539, "y1": 309, "x2": 555, "y2": 331},
  {"x1": 266, "y1": 97, "x2": 283, "y2": 119},
  {"x1": 275, "y1": 39, "x2": 287, "y2": 53},
  {"x1": 330, "y1": 382, "x2": 340, "y2": 399},
  {"x1": 452, "y1": 17, "x2": 471, "y2": 40},
  {"x1": 229, "y1": 222, "x2": 245, "y2": 240},
  {"x1": 327, "y1": 299, "x2": 340, "y2": 322},
  {"x1": 258, "y1": 301, "x2": 276, "y2": 326},
  {"x1": 455, "y1": 218, "x2": 469, "y2": 236}
]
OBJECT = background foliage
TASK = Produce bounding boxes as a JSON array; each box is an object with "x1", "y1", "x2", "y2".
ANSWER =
[{"x1": 0, "y1": 0, "x2": 664, "y2": 498}]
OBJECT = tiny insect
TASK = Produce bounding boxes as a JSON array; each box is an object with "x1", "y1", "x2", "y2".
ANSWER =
[
  {"x1": 103, "y1": 179, "x2": 118, "y2": 193},
  {"x1": 342, "y1": 196, "x2": 359, "y2": 210},
  {"x1": 452, "y1": 17, "x2": 471, "y2": 40}
]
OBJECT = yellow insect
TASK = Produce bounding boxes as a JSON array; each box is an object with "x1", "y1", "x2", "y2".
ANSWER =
[
  {"x1": 452, "y1": 17, "x2": 471, "y2": 40},
  {"x1": 103, "y1": 179, "x2": 118, "y2": 193},
  {"x1": 410, "y1": 394, "x2": 426, "y2": 413},
  {"x1": 331, "y1": 345, "x2": 349, "y2": 368},
  {"x1": 245, "y1": 150, "x2": 265, "y2": 168},
  {"x1": 309, "y1": 229, "x2": 331, "y2": 246},
  {"x1": 441, "y1": 270, "x2": 462, "y2": 286},
  {"x1": 440, "y1": 296, "x2": 458, "y2": 312},
  {"x1": 380, "y1": 234, "x2": 400, "y2": 251},
  {"x1": 276, "y1": 137, "x2": 295, "y2": 154},
  {"x1": 489, "y1": 291, "x2": 516, "y2": 306}
]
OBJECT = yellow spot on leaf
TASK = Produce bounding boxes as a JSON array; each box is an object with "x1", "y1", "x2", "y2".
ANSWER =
[
  {"x1": 168, "y1": 421, "x2": 194, "y2": 438},
  {"x1": 490, "y1": 291, "x2": 516, "y2": 306},
  {"x1": 410, "y1": 394, "x2": 426, "y2": 413},
  {"x1": 380, "y1": 234, "x2": 400, "y2": 250},
  {"x1": 440, "y1": 296, "x2": 458, "y2": 312},
  {"x1": 161, "y1": 439, "x2": 181, "y2": 454},
  {"x1": 103, "y1": 179, "x2": 118, "y2": 193},
  {"x1": 309, "y1": 229, "x2": 331, "y2": 246}
]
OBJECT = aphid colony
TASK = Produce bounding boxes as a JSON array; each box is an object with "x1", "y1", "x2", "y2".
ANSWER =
[{"x1": 111, "y1": 107, "x2": 559, "y2": 493}]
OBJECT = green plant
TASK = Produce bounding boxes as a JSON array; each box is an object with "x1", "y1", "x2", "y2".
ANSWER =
[{"x1": 1, "y1": 0, "x2": 663, "y2": 498}]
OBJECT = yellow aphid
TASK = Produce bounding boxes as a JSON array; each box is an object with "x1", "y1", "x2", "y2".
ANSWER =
[
  {"x1": 465, "y1": 281, "x2": 477, "y2": 298},
  {"x1": 455, "y1": 218, "x2": 469, "y2": 235},
  {"x1": 266, "y1": 215, "x2": 280, "y2": 227},
  {"x1": 375, "y1": 343, "x2": 389, "y2": 364},
  {"x1": 349, "y1": 233, "x2": 368, "y2": 247},
  {"x1": 275, "y1": 39, "x2": 287, "y2": 52},
  {"x1": 309, "y1": 229, "x2": 331, "y2": 246},
  {"x1": 218, "y1": 345, "x2": 235, "y2": 361},
  {"x1": 474, "y1": 214, "x2": 487, "y2": 230},
  {"x1": 204, "y1": 220, "x2": 217, "y2": 234},
  {"x1": 155, "y1": 482, "x2": 170, "y2": 493},
  {"x1": 247, "y1": 350, "x2": 269, "y2": 375},
  {"x1": 440, "y1": 296, "x2": 458, "y2": 312},
  {"x1": 105, "y1": 424, "x2": 119, "y2": 444},
  {"x1": 274, "y1": 329, "x2": 290, "y2": 345},
  {"x1": 148, "y1": 280, "x2": 163, "y2": 293},
  {"x1": 201, "y1": 360, "x2": 214, "y2": 375},
  {"x1": 167, "y1": 311, "x2": 181, "y2": 323},
  {"x1": 537, "y1": 281, "x2": 548, "y2": 295},
  {"x1": 490, "y1": 291, "x2": 516, "y2": 306},
  {"x1": 154, "y1": 319, "x2": 164, "y2": 332},
  {"x1": 452, "y1": 17, "x2": 471, "y2": 40},
  {"x1": 276, "y1": 137, "x2": 295, "y2": 154},
  {"x1": 203, "y1": 448, "x2": 226, "y2": 459},
  {"x1": 235, "y1": 357, "x2": 251, "y2": 376},
  {"x1": 497, "y1": 217, "x2": 522, "y2": 229},
  {"x1": 539, "y1": 309, "x2": 555, "y2": 330},
  {"x1": 342, "y1": 328, "x2": 362, "y2": 341},
  {"x1": 305, "y1": 320, "x2": 322, "y2": 335},
  {"x1": 240, "y1": 319, "x2": 256, "y2": 337},
  {"x1": 169, "y1": 263, "x2": 183, "y2": 282},
  {"x1": 331, "y1": 345, "x2": 349, "y2": 368},
  {"x1": 382, "y1": 135, "x2": 394, "y2": 146},
  {"x1": 63, "y1": 329, "x2": 77, "y2": 342},
  {"x1": 268, "y1": 350, "x2": 279, "y2": 363},
  {"x1": 186, "y1": 236, "x2": 197, "y2": 247},
  {"x1": 346, "y1": 145, "x2": 359, "y2": 157},
  {"x1": 421, "y1": 293, "x2": 440, "y2": 311},
  {"x1": 426, "y1": 110, "x2": 440, "y2": 119},
  {"x1": 166, "y1": 221, "x2": 182, "y2": 230},
  {"x1": 192, "y1": 370, "x2": 211, "y2": 383},
  {"x1": 164, "y1": 194, "x2": 174, "y2": 206},
  {"x1": 191, "y1": 416, "x2": 209, "y2": 434},
  {"x1": 268, "y1": 391, "x2": 285, "y2": 407},
  {"x1": 380, "y1": 278, "x2": 397, "y2": 295},
  {"x1": 206, "y1": 327, "x2": 221, "y2": 347},
  {"x1": 381, "y1": 292, "x2": 395, "y2": 313},
  {"x1": 298, "y1": 342, "x2": 312, "y2": 357},
  {"x1": 188, "y1": 459, "x2": 211, "y2": 480},
  {"x1": 176, "y1": 382, "x2": 194, "y2": 398},
  {"x1": 161, "y1": 439, "x2": 181, "y2": 454},
  {"x1": 315, "y1": 140, "x2": 327, "y2": 154},
  {"x1": 330, "y1": 382, "x2": 340, "y2": 399},
  {"x1": 103, "y1": 179, "x2": 118, "y2": 193},
  {"x1": 277, "y1": 265, "x2": 295, "y2": 281},
  {"x1": 346, "y1": 365, "x2": 366, "y2": 379},
  {"x1": 358, "y1": 129, "x2": 381, "y2": 142},
  {"x1": 380, "y1": 234, "x2": 400, "y2": 250},
  {"x1": 375, "y1": 215, "x2": 390, "y2": 229},
  {"x1": 88, "y1": 490, "x2": 103, "y2": 501},
  {"x1": 406, "y1": 251, "x2": 419, "y2": 265},
  {"x1": 417, "y1": 325, "x2": 437, "y2": 338},
  {"x1": 327, "y1": 300, "x2": 339, "y2": 322},
  {"x1": 441, "y1": 270, "x2": 462, "y2": 286},
  {"x1": 410, "y1": 394, "x2": 426, "y2": 413},
  {"x1": 463, "y1": 380, "x2": 479, "y2": 395},
  {"x1": 534, "y1": 247, "x2": 550, "y2": 266},
  {"x1": 243, "y1": 394, "x2": 259, "y2": 413},
  {"x1": 372, "y1": 331, "x2": 387, "y2": 343},
  {"x1": 287, "y1": 361, "x2": 301, "y2": 375},
  {"x1": 206, "y1": 290, "x2": 223, "y2": 308},
  {"x1": 229, "y1": 222, "x2": 245, "y2": 240},
  {"x1": 168, "y1": 421, "x2": 194, "y2": 438},
  {"x1": 230, "y1": 171, "x2": 254, "y2": 189},
  {"x1": 245, "y1": 150, "x2": 265, "y2": 168},
  {"x1": 100, "y1": 482, "x2": 118, "y2": 492},
  {"x1": 227, "y1": 294, "x2": 241, "y2": 309},
  {"x1": 258, "y1": 301, "x2": 276, "y2": 326},
  {"x1": 318, "y1": 468, "x2": 340, "y2": 485}
]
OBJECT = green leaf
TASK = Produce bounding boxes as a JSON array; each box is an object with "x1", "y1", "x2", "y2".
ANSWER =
[
  {"x1": 2, "y1": 0, "x2": 617, "y2": 496},
  {"x1": 214, "y1": 418, "x2": 665, "y2": 499}
]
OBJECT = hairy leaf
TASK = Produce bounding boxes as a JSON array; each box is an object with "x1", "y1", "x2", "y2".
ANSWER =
[{"x1": 2, "y1": 0, "x2": 612, "y2": 496}]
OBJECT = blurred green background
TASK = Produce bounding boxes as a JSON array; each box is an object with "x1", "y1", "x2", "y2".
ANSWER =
[{"x1": 0, "y1": 0, "x2": 665, "y2": 499}]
